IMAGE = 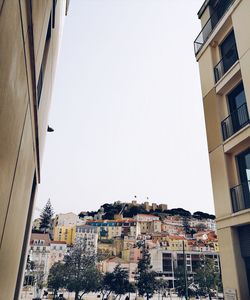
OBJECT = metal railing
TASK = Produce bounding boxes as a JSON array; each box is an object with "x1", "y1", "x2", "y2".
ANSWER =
[
  {"x1": 194, "y1": 0, "x2": 235, "y2": 55},
  {"x1": 231, "y1": 180, "x2": 250, "y2": 212},
  {"x1": 221, "y1": 103, "x2": 249, "y2": 141},
  {"x1": 214, "y1": 43, "x2": 238, "y2": 82}
]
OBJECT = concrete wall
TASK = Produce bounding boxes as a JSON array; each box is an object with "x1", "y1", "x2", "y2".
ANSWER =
[
  {"x1": 196, "y1": 0, "x2": 250, "y2": 298},
  {"x1": 0, "y1": 1, "x2": 67, "y2": 299}
]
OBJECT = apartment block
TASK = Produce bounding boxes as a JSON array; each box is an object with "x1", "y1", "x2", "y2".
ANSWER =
[
  {"x1": 195, "y1": 0, "x2": 250, "y2": 298},
  {"x1": 150, "y1": 248, "x2": 220, "y2": 289},
  {"x1": 75, "y1": 225, "x2": 98, "y2": 254},
  {"x1": 54, "y1": 225, "x2": 76, "y2": 245},
  {"x1": 87, "y1": 219, "x2": 140, "y2": 239},
  {"x1": 0, "y1": 1, "x2": 69, "y2": 299}
]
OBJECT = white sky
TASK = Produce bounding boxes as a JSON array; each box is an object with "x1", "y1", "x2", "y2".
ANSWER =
[{"x1": 36, "y1": 0, "x2": 215, "y2": 217}]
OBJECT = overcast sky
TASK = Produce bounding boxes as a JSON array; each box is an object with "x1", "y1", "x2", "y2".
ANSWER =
[{"x1": 35, "y1": 0, "x2": 214, "y2": 217}]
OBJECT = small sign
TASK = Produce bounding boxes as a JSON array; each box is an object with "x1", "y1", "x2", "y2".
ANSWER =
[{"x1": 225, "y1": 289, "x2": 237, "y2": 300}]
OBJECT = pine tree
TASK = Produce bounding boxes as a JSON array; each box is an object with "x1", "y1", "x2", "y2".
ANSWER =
[
  {"x1": 39, "y1": 199, "x2": 54, "y2": 233},
  {"x1": 137, "y1": 245, "x2": 159, "y2": 300}
]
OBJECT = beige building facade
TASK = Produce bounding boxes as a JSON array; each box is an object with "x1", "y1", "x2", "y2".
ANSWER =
[
  {"x1": 0, "y1": 1, "x2": 69, "y2": 299},
  {"x1": 195, "y1": 0, "x2": 250, "y2": 299}
]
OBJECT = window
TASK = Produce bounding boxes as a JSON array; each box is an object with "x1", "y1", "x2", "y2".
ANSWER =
[
  {"x1": 238, "y1": 149, "x2": 250, "y2": 183},
  {"x1": 221, "y1": 82, "x2": 249, "y2": 140},
  {"x1": 214, "y1": 30, "x2": 239, "y2": 82},
  {"x1": 220, "y1": 31, "x2": 238, "y2": 73},
  {"x1": 228, "y1": 82, "x2": 248, "y2": 131},
  {"x1": 231, "y1": 149, "x2": 250, "y2": 212},
  {"x1": 237, "y1": 149, "x2": 250, "y2": 207}
]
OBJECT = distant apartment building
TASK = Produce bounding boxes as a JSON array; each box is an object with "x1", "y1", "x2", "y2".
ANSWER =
[
  {"x1": 75, "y1": 225, "x2": 98, "y2": 253},
  {"x1": 87, "y1": 219, "x2": 140, "y2": 239},
  {"x1": 134, "y1": 214, "x2": 160, "y2": 222},
  {"x1": 121, "y1": 247, "x2": 141, "y2": 263},
  {"x1": 194, "y1": 0, "x2": 250, "y2": 298},
  {"x1": 54, "y1": 212, "x2": 84, "y2": 227},
  {"x1": 48, "y1": 241, "x2": 67, "y2": 270},
  {"x1": 150, "y1": 248, "x2": 220, "y2": 288},
  {"x1": 166, "y1": 235, "x2": 188, "y2": 252},
  {"x1": 28, "y1": 234, "x2": 67, "y2": 284},
  {"x1": 99, "y1": 257, "x2": 138, "y2": 282},
  {"x1": 29, "y1": 234, "x2": 51, "y2": 281},
  {"x1": 138, "y1": 219, "x2": 162, "y2": 234},
  {"x1": 54, "y1": 225, "x2": 76, "y2": 245},
  {"x1": 53, "y1": 212, "x2": 85, "y2": 245},
  {"x1": 0, "y1": 1, "x2": 69, "y2": 299}
]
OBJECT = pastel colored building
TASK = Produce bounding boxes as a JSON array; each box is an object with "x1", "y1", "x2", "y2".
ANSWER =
[
  {"x1": 48, "y1": 241, "x2": 67, "y2": 270},
  {"x1": 75, "y1": 225, "x2": 98, "y2": 253},
  {"x1": 54, "y1": 225, "x2": 76, "y2": 245}
]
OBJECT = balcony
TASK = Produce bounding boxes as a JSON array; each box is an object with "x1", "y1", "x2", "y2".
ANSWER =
[
  {"x1": 231, "y1": 180, "x2": 250, "y2": 212},
  {"x1": 214, "y1": 43, "x2": 238, "y2": 82},
  {"x1": 194, "y1": 0, "x2": 236, "y2": 55},
  {"x1": 221, "y1": 103, "x2": 250, "y2": 141}
]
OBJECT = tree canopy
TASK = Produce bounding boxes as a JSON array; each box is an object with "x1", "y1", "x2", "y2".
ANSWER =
[
  {"x1": 137, "y1": 245, "x2": 159, "y2": 300},
  {"x1": 194, "y1": 257, "x2": 222, "y2": 299},
  {"x1": 64, "y1": 244, "x2": 99, "y2": 300},
  {"x1": 47, "y1": 262, "x2": 65, "y2": 298},
  {"x1": 39, "y1": 199, "x2": 54, "y2": 233}
]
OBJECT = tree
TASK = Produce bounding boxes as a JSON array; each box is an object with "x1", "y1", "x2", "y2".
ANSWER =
[
  {"x1": 63, "y1": 244, "x2": 100, "y2": 300},
  {"x1": 137, "y1": 246, "x2": 159, "y2": 300},
  {"x1": 111, "y1": 265, "x2": 132, "y2": 299},
  {"x1": 193, "y1": 211, "x2": 215, "y2": 220},
  {"x1": 156, "y1": 278, "x2": 168, "y2": 299},
  {"x1": 174, "y1": 266, "x2": 194, "y2": 299},
  {"x1": 194, "y1": 257, "x2": 222, "y2": 300},
  {"x1": 39, "y1": 199, "x2": 54, "y2": 233},
  {"x1": 163, "y1": 208, "x2": 191, "y2": 217},
  {"x1": 196, "y1": 223, "x2": 207, "y2": 232},
  {"x1": 97, "y1": 265, "x2": 134, "y2": 300},
  {"x1": 23, "y1": 255, "x2": 35, "y2": 286},
  {"x1": 182, "y1": 217, "x2": 191, "y2": 235},
  {"x1": 96, "y1": 272, "x2": 111, "y2": 300},
  {"x1": 47, "y1": 262, "x2": 65, "y2": 299}
]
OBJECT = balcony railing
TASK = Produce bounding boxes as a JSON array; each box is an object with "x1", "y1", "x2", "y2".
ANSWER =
[
  {"x1": 221, "y1": 103, "x2": 250, "y2": 141},
  {"x1": 231, "y1": 180, "x2": 250, "y2": 212},
  {"x1": 194, "y1": 0, "x2": 236, "y2": 55},
  {"x1": 214, "y1": 43, "x2": 238, "y2": 82}
]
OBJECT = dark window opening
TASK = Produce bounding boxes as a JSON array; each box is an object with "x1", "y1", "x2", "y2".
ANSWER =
[
  {"x1": 37, "y1": 14, "x2": 52, "y2": 106},
  {"x1": 220, "y1": 31, "x2": 238, "y2": 73},
  {"x1": 221, "y1": 82, "x2": 249, "y2": 140},
  {"x1": 231, "y1": 149, "x2": 250, "y2": 212},
  {"x1": 214, "y1": 30, "x2": 239, "y2": 82},
  {"x1": 238, "y1": 225, "x2": 250, "y2": 293}
]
